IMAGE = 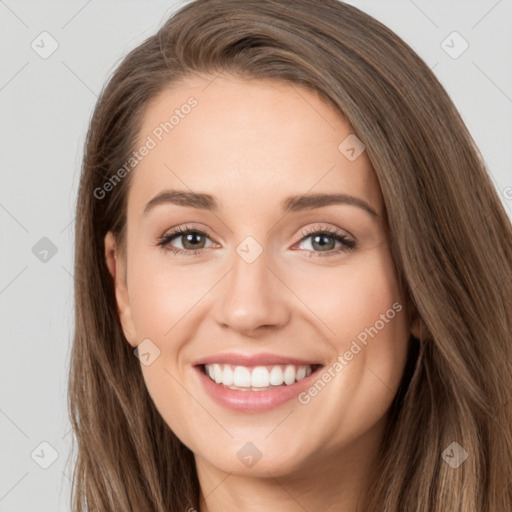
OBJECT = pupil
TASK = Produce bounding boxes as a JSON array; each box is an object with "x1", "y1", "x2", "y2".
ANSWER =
[
  {"x1": 184, "y1": 233, "x2": 203, "y2": 249},
  {"x1": 313, "y1": 234, "x2": 334, "y2": 251}
]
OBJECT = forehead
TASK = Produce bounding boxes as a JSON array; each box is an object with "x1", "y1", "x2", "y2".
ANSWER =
[{"x1": 128, "y1": 74, "x2": 382, "y2": 218}]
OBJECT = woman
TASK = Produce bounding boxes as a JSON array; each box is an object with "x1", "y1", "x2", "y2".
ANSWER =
[{"x1": 68, "y1": 0, "x2": 512, "y2": 510}]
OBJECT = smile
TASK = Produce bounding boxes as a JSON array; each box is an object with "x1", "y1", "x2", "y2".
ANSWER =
[
  {"x1": 202, "y1": 363, "x2": 318, "y2": 391},
  {"x1": 193, "y1": 355, "x2": 324, "y2": 413}
]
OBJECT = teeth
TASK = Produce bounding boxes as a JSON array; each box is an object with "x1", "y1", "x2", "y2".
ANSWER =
[
  {"x1": 269, "y1": 366, "x2": 284, "y2": 385},
  {"x1": 283, "y1": 365, "x2": 296, "y2": 385},
  {"x1": 233, "y1": 366, "x2": 251, "y2": 387},
  {"x1": 222, "y1": 365, "x2": 234, "y2": 386},
  {"x1": 251, "y1": 366, "x2": 270, "y2": 388},
  {"x1": 296, "y1": 366, "x2": 306, "y2": 381},
  {"x1": 204, "y1": 363, "x2": 315, "y2": 390},
  {"x1": 213, "y1": 364, "x2": 223, "y2": 384}
]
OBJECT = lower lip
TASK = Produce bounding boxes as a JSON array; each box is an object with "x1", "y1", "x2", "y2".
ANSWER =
[{"x1": 194, "y1": 365, "x2": 322, "y2": 413}]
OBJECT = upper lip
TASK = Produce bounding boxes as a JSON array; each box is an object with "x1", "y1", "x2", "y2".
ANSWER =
[{"x1": 192, "y1": 353, "x2": 323, "y2": 367}]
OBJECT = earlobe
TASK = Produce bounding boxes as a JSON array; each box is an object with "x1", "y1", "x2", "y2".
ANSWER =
[
  {"x1": 410, "y1": 315, "x2": 425, "y2": 341},
  {"x1": 406, "y1": 298, "x2": 426, "y2": 341},
  {"x1": 104, "y1": 231, "x2": 138, "y2": 347}
]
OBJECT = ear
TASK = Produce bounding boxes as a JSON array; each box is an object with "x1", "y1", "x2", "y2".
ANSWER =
[
  {"x1": 104, "y1": 231, "x2": 138, "y2": 347},
  {"x1": 410, "y1": 317, "x2": 421, "y2": 339},
  {"x1": 409, "y1": 311, "x2": 425, "y2": 341}
]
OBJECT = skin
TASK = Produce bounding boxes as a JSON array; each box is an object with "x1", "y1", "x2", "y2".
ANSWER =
[{"x1": 105, "y1": 73, "x2": 421, "y2": 512}]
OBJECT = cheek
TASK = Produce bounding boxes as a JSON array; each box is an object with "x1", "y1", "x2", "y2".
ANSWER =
[
  {"x1": 126, "y1": 246, "x2": 204, "y2": 338},
  {"x1": 291, "y1": 249, "x2": 410, "y2": 428},
  {"x1": 332, "y1": 250, "x2": 409, "y2": 394},
  {"x1": 124, "y1": 249, "x2": 210, "y2": 435},
  {"x1": 290, "y1": 247, "x2": 405, "y2": 346}
]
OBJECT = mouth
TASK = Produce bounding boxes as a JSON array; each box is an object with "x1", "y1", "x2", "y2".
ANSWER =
[
  {"x1": 193, "y1": 361, "x2": 324, "y2": 413},
  {"x1": 200, "y1": 363, "x2": 323, "y2": 391}
]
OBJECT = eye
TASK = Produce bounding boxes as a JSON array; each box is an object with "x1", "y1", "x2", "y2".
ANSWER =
[
  {"x1": 156, "y1": 225, "x2": 215, "y2": 256},
  {"x1": 293, "y1": 226, "x2": 357, "y2": 257}
]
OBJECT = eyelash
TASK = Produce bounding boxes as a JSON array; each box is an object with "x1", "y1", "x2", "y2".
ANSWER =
[{"x1": 156, "y1": 224, "x2": 357, "y2": 258}]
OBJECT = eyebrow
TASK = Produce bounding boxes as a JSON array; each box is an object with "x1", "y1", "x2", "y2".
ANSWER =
[{"x1": 143, "y1": 190, "x2": 378, "y2": 217}]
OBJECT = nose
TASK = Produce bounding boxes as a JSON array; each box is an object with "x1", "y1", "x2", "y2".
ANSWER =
[{"x1": 214, "y1": 246, "x2": 291, "y2": 336}]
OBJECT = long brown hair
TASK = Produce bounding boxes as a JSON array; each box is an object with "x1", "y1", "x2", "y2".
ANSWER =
[{"x1": 68, "y1": 0, "x2": 512, "y2": 510}]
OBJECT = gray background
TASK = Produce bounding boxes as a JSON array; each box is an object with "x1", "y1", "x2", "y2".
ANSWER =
[{"x1": 1, "y1": 1, "x2": 511, "y2": 510}]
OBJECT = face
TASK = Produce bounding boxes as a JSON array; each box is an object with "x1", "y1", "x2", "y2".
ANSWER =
[{"x1": 105, "y1": 74, "x2": 420, "y2": 482}]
